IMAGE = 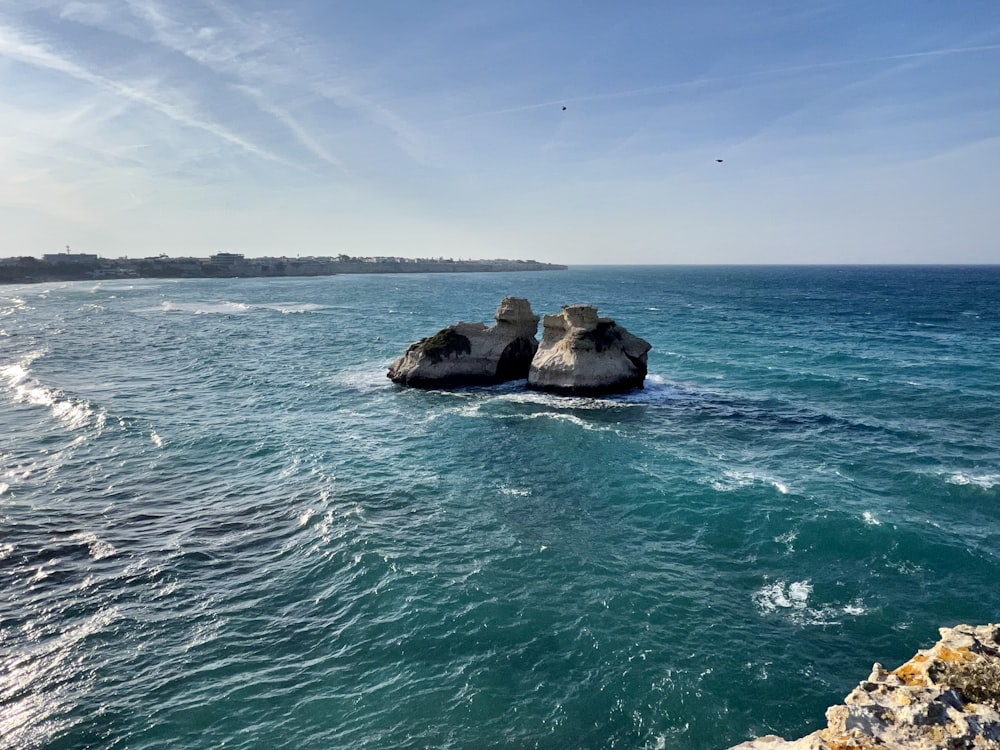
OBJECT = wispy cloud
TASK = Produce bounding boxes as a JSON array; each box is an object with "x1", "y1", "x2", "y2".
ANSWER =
[
  {"x1": 234, "y1": 85, "x2": 349, "y2": 173},
  {"x1": 116, "y1": 0, "x2": 430, "y2": 167},
  {"x1": 724, "y1": 36, "x2": 1000, "y2": 159},
  {"x1": 0, "y1": 21, "x2": 289, "y2": 165}
]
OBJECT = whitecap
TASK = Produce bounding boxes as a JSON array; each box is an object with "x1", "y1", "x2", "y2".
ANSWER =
[
  {"x1": 494, "y1": 410, "x2": 611, "y2": 432},
  {"x1": 71, "y1": 532, "x2": 118, "y2": 560},
  {"x1": 491, "y1": 390, "x2": 617, "y2": 411},
  {"x1": 843, "y1": 599, "x2": 867, "y2": 616},
  {"x1": 862, "y1": 511, "x2": 881, "y2": 526},
  {"x1": 498, "y1": 485, "x2": 532, "y2": 497},
  {"x1": 159, "y1": 300, "x2": 252, "y2": 315},
  {"x1": 774, "y1": 530, "x2": 797, "y2": 553},
  {"x1": 752, "y1": 580, "x2": 812, "y2": 613},
  {"x1": 257, "y1": 302, "x2": 330, "y2": 314},
  {"x1": 753, "y1": 580, "x2": 865, "y2": 626},
  {"x1": 150, "y1": 431, "x2": 163, "y2": 448},
  {"x1": 711, "y1": 469, "x2": 790, "y2": 494},
  {"x1": 946, "y1": 472, "x2": 1000, "y2": 489}
]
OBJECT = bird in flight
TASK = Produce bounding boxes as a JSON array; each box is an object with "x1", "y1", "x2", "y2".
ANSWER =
[
  {"x1": 716, "y1": 159, "x2": 724, "y2": 163},
  {"x1": 562, "y1": 106, "x2": 567, "y2": 111}
]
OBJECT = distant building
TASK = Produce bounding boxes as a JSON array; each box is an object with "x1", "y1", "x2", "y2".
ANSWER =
[
  {"x1": 42, "y1": 253, "x2": 99, "y2": 264},
  {"x1": 210, "y1": 253, "x2": 245, "y2": 265}
]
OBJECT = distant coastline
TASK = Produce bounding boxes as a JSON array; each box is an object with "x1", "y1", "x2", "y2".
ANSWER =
[{"x1": 0, "y1": 252, "x2": 567, "y2": 284}]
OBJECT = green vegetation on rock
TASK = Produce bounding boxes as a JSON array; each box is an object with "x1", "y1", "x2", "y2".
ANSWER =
[{"x1": 418, "y1": 328, "x2": 472, "y2": 363}]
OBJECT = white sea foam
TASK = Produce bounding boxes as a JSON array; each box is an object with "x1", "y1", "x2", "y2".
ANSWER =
[
  {"x1": 946, "y1": 472, "x2": 1000, "y2": 489},
  {"x1": 517, "y1": 411, "x2": 600, "y2": 431},
  {"x1": 0, "y1": 482, "x2": 8, "y2": 496},
  {"x1": 150, "y1": 431, "x2": 163, "y2": 448},
  {"x1": 160, "y1": 300, "x2": 252, "y2": 315},
  {"x1": 711, "y1": 469, "x2": 790, "y2": 494},
  {"x1": 70, "y1": 532, "x2": 118, "y2": 560},
  {"x1": 257, "y1": 303, "x2": 330, "y2": 314},
  {"x1": 753, "y1": 580, "x2": 866, "y2": 625},
  {"x1": 774, "y1": 530, "x2": 797, "y2": 553},
  {"x1": 753, "y1": 580, "x2": 812, "y2": 612},
  {"x1": 498, "y1": 485, "x2": 532, "y2": 497},
  {"x1": 843, "y1": 599, "x2": 867, "y2": 616},
  {"x1": 862, "y1": 511, "x2": 881, "y2": 526},
  {"x1": 492, "y1": 390, "x2": 616, "y2": 411}
]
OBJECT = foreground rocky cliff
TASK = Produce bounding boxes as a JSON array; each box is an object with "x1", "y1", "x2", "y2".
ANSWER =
[{"x1": 732, "y1": 624, "x2": 1000, "y2": 750}]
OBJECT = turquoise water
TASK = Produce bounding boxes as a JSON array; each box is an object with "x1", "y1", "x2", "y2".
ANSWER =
[{"x1": 1, "y1": 266, "x2": 998, "y2": 749}]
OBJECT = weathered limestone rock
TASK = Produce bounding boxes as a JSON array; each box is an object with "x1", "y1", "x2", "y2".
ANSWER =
[
  {"x1": 527, "y1": 305, "x2": 651, "y2": 394},
  {"x1": 387, "y1": 297, "x2": 539, "y2": 388},
  {"x1": 730, "y1": 624, "x2": 1000, "y2": 750}
]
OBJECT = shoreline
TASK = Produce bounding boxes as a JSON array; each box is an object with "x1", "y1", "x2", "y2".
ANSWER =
[{"x1": 0, "y1": 253, "x2": 567, "y2": 285}]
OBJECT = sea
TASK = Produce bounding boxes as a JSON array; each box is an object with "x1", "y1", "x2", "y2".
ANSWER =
[{"x1": 1, "y1": 265, "x2": 998, "y2": 750}]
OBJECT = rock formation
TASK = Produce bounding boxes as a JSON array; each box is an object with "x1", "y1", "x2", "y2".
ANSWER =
[
  {"x1": 527, "y1": 304, "x2": 651, "y2": 395},
  {"x1": 387, "y1": 297, "x2": 539, "y2": 388},
  {"x1": 731, "y1": 624, "x2": 1000, "y2": 750}
]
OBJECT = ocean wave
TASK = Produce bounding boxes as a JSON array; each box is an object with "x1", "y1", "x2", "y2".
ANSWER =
[
  {"x1": 0, "y1": 605, "x2": 122, "y2": 748},
  {"x1": 946, "y1": 472, "x2": 1000, "y2": 489},
  {"x1": 158, "y1": 300, "x2": 332, "y2": 316},
  {"x1": 752, "y1": 580, "x2": 866, "y2": 625},
  {"x1": 159, "y1": 300, "x2": 253, "y2": 315},
  {"x1": 255, "y1": 302, "x2": 330, "y2": 314},
  {"x1": 0, "y1": 350, "x2": 105, "y2": 433},
  {"x1": 0, "y1": 296, "x2": 28, "y2": 318},
  {"x1": 710, "y1": 469, "x2": 789, "y2": 494},
  {"x1": 68, "y1": 532, "x2": 118, "y2": 561},
  {"x1": 774, "y1": 530, "x2": 797, "y2": 553},
  {"x1": 491, "y1": 389, "x2": 628, "y2": 410},
  {"x1": 498, "y1": 484, "x2": 533, "y2": 497}
]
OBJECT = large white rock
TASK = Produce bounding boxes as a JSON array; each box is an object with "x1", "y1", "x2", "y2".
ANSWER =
[
  {"x1": 387, "y1": 297, "x2": 539, "y2": 388},
  {"x1": 527, "y1": 304, "x2": 651, "y2": 394}
]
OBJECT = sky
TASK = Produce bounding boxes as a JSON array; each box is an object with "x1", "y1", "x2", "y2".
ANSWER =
[{"x1": 1, "y1": 1, "x2": 999, "y2": 264}]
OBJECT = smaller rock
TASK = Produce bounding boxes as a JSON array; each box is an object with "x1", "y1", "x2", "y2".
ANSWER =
[{"x1": 527, "y1": 305, "x2": 651, "y2": 395}]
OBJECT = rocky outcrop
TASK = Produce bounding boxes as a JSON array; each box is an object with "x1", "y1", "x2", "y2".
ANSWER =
[
  {"x1": 731, "y1": 624, "x2": 1000, "y2": 750},
  {"x1": 387, "y1": 297, "x2": 539, "y2": 388},
  {"x1": 527, "y1": 305, "x2": 651, "y2": 395}
]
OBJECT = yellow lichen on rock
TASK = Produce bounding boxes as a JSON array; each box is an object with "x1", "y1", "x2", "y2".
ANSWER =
[{"x1": 728, "y1": 624, "x2": 1000, "y2": 750}]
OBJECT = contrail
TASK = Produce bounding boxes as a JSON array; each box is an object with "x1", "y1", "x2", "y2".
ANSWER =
[{"x1": 458, "y1": 42, "x2": 1000, "y2": 119}]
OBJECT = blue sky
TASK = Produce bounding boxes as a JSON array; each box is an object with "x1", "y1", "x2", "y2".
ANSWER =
[{"x1": 2, "y1": 1, "x2": 999, "y2": 264}]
